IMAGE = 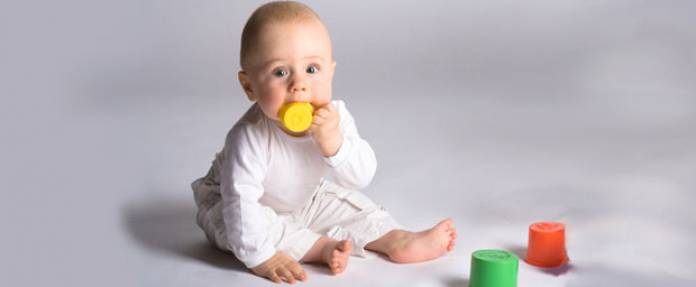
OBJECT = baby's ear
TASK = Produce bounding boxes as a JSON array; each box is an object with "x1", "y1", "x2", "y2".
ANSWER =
[
  {"x1": 330, "y1": 61, "x2": 337, "y2": 76},
  {"x1": 238, "y1": 70, "x2": 256, "y2": 101}
]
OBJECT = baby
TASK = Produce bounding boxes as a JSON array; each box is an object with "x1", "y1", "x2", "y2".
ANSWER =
[{"x1": 191, "y1": 1, "x2": 457, "y2": 284}]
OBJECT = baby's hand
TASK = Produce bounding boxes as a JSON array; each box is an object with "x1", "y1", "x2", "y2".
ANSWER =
[
  {"x1": 310, "y1": 103, "x2": 342, "y2": 157},
  {"x1": 251, "y1": 251, "x2": 307, "y2": 284}
]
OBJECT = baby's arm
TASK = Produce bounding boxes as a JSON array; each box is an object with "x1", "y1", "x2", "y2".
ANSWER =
[
  {"x1": 221, "y1": 125, "x2": 306, "y2": 283},
  {"x1": 321, "y1": 101, "x2": 377, "y2": 190}
]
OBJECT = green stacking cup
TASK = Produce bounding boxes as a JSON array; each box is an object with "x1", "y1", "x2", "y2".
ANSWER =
[{"x1": 469, "y1": 249, "x2": 519, "y2": 287}]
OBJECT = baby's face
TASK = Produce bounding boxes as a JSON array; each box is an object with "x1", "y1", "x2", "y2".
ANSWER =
[{"x1": 240, "y1": 20, "x2": 336, "y2": 122}]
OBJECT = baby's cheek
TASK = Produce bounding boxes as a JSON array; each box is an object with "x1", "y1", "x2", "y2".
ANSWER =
[
  {"x1": 258, "y1": 98, "x2": 283, "y2": 120},
  {"x1": 312, "y1": 99, "x2": 330, "y2": 108},
  {"x1": 312, "y1": 86, "x2": 333, "y2": 107},
  {"x1": 268, "y1": 93, "x2": 287, "y2": 117}
]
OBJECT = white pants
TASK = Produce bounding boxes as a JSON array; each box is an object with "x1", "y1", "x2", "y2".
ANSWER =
[{"x1": 191, "y1": 169, "x2": 401, "y2": 262}]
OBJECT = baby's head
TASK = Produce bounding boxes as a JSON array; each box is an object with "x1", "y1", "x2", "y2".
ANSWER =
[{"x1": 238, "y1": 1, "x2": 336, "y2": 123}]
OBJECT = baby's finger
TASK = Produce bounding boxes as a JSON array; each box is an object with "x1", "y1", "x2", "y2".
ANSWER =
[
  {"x1": 309, "y1": 125, "x2": 320, "y2": 138},
  {"x1": 314, "y1": 107, "x2": 330, "y2": 119},
  {"x1": 268, "y1": 271, "x2": 282, "y2": 284},
  {"x1": 278, "y1": 268, "x2": 296, "y2": 284},
  {"x1": 312, "y1": 115, "x2": 326, "y2": 125},
  {"x1": 288, "y1": 263, "x2": 307, "y2": 281},
  {"x1": 326, "y1": 103, "x2": 339, "y2": 115}
]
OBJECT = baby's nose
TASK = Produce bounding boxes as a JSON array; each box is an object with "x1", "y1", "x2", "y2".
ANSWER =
[
  {"x1": 288, "y1": 82, "x2": 310, "y2": 101},
  {"x1": 290, "y1": 85, "x2": 306, "y2": 93},
  {"x1": 289, "y1": 80, "x2": 308, "y2": 93}
]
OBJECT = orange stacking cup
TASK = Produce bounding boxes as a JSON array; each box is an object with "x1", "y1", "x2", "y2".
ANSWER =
[{"x1": 525, "y1": 222, "x2": 569, "y2": 268}]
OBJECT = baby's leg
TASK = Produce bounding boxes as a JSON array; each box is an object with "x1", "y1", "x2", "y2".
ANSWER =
[
  {"x1": 301, "y1": 236, "x2": 352, "y2": 274},
  {"x1": 365, "y1": 218, "x2": 457, "y2": 263},
  {"x1": 192, "y1": 178, "x2": 317, "y2": 283}
]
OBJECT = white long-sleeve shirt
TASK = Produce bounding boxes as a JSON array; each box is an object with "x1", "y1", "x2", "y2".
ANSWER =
[{"x1": 212, "y1": 100, "x2": 377, "y2": 268}]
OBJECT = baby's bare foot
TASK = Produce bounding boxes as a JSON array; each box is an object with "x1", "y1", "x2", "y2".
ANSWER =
[
  {"x1": 386, "y1": 218, "x2": 457, "y2": 263},
  {"x1": 322, "y1": 240, "x2": 352, "y2": 274}
]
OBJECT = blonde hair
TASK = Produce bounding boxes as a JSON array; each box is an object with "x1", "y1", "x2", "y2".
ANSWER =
[{"x1": 240, "y1": 1, "x2": 323, "y2": 70}]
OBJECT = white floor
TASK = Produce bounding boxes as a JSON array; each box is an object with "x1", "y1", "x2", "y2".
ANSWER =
[
  {"x1": 2, "y1": 1, "x2": 695, "y2": 286},
  {"x1": 117, "y1": 90, "x2": 696, "y2": 287}
]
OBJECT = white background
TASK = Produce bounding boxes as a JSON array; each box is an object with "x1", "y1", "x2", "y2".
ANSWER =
[{"x1": 1, "y1": 0, "x2": 695, "y2": 286}]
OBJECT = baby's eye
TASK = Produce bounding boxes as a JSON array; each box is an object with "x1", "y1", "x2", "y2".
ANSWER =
[
  {"x1": 273, "y1": 69, "x2": 288, "y2": 77},
  {"x1": 306, "y1": 65, "x2": 319, "y2": 74}
]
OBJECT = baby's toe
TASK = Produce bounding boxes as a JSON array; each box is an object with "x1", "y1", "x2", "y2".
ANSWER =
[
  {"x1": 339, "y1": 240, "x2": 352, "y2": 252},
  {"x1": 330, "y1": 261, "x2": 342, "y2": 273},
  {"x1": 438, "y1": 218, "x2": 453, "y2": 229}
]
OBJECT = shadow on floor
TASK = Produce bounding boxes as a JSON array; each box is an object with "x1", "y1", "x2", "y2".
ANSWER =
[
  {"x1": 443, "y1": 277, "x2": 469, "y2": 287},
  {"x1": 503, "y1": 244, "x2": 574, "y2": 276},
  {"x1": 121, "y1": 194, "x2": 247, "y2": 273}
]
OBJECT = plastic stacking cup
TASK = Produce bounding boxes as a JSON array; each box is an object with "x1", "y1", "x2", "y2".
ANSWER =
[
  {"x1": 278, "y1": 102, "x2": 314, "y2": 133},
  {"x1": 469, "y1": 249, "x2": 519, "y2": 287},
  {"x1": 525, "y1": 222, "x2": 569, "y2": 268}
]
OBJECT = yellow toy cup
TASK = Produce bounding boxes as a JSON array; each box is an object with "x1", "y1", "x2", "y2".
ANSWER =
[{"x1": 278, "y1": 102, "x2": 314, "y2": 133}]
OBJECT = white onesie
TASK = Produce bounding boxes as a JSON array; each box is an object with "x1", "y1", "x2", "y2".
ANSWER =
[{"x1": 191, "y1": 100, "x2": 400, "y2": 268}]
